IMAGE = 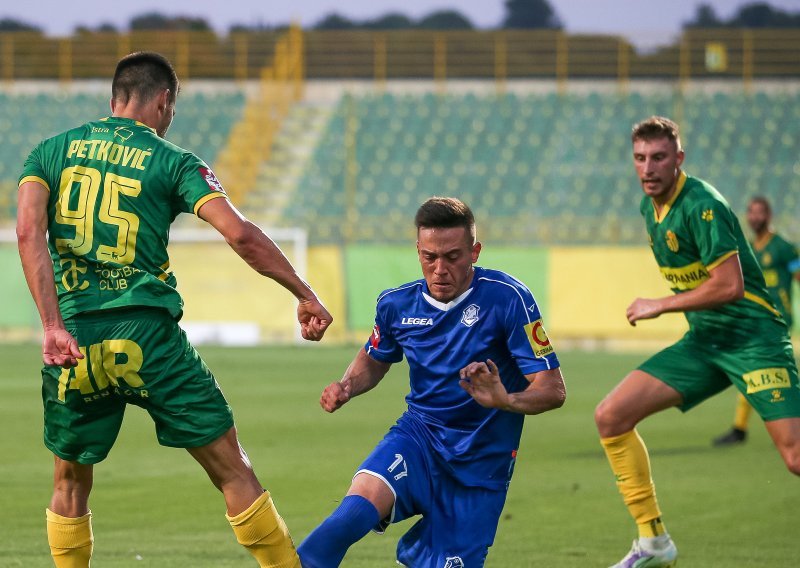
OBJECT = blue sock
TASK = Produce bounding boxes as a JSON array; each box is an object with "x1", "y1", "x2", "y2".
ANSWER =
[{"x1": 297, "y1": 495, "x2": 380, "y2": 568}]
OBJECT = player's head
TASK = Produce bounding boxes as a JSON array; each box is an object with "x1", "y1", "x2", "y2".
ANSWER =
[
  {"x1": 415, "y1": 197, "x2": 481, "y2": 303},
  {"x1": 747, "y1": 195, "x2": 772, "y2": 234},
  {"x1": 112, "y1": 52, "x2": 179, "y2": 137},
  {"x1": 631, "y1": 116, "x2": 685, "y2": 201}
]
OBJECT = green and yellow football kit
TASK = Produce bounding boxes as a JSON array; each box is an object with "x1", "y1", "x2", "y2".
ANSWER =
[
  {"x1": 601, "y1": 171, "x2": 800, "y2": 545},
  {"x1": 20, "y1": 116, "x2": 232, "y2": 464},
  {"x1": 637, "y1": 171, "x2": 800, "y2": 421},
  {"x1": 727, "y1": 232, "x2": 800, "y2": 434},
  {"x1": 752, "y1": 232, "x2": 800, "y2": 329}
]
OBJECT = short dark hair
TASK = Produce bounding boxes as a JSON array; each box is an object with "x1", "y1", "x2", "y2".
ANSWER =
[
  {"x1": 415, "y1": 197, "x2": 476, "y2": 242},
  {"x1": 631, "y1": 116, "x2": 682, "y2": 151},
  {"x1": 749, "y1": 195, "x2": 772, "y2": 214},
  {"x1": 112, "y1": 52, "x2": 179, "y2": 106}
]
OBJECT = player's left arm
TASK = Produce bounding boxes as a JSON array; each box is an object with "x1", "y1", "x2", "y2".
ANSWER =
[
  {"x1": 627, "y1": 252, "x2": 744, "y2": 325},
  {"x1": 459, "y1": 360, "x2": 566, "y2": 415},
  {"x1": 17, "y1": 181, "x2": 83, "y2": 368}
]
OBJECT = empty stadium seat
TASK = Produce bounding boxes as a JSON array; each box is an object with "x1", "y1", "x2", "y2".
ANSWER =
[{"x1": 291, "y1": 89, "x2": 800, "y2": 245}]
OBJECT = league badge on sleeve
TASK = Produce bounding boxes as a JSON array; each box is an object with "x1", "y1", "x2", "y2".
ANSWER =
[
  {"x1": 369, "y1": 324, "x2": 381, "y2": 349},
  {"x1": 199, "y1": 167, "x2": 226, "y2": 194},
  {"x1": 523, "y1": 318, "x2": 554, "y2": 358}
]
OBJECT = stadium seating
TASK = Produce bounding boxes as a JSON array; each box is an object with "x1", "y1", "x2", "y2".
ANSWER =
[
  {"x1": 0, "y1": 90, "x2": 245, "y2": 222},
  {"x1": 4, "y1": 87, "x2": 798, "y2": 247},
  {"x1": 290, "y1": 89, "x2": 800, "y2": 245}
]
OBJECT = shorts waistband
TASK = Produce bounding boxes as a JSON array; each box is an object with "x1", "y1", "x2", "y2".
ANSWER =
[{"x1": 67, "y1": 306, "x2": 171, "y2": 324}]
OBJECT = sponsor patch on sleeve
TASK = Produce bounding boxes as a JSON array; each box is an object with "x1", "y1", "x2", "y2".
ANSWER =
[
  {"x1": 199, "y1": 167, "x2": 226, "y2": 194},
  {"x1": 523, "y1": 318, "x2": 554, "y2": 358}
]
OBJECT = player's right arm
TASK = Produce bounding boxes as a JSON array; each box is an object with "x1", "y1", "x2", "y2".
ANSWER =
[
  {"x1": 17, "y1": 181, "x2": 83, "y2": 368},
  {"x1": 320, "y1": 349, "x2": 392, "y2": 413},
  {"x1": 197, "y1": 197, "x2": 332, "y2": 341},
  {"x1": 627, "y1": 252, "x2": 744, "y2": 325}
]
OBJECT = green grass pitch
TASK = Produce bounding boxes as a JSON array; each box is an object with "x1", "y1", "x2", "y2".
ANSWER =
[{"x1": 0, "y1": 343, "x2": 795, "y2": 567}]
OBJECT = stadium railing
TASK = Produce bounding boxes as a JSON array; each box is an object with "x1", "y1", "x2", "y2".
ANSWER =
[{"x1": 2, "y1": 29, "x2": 800, "y2": 87}]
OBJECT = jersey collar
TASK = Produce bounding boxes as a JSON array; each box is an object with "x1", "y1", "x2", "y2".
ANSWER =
[
  {"x1": 652, "y1": 170, "x2": 687, "y2": 224},
  {"x1": 101, "y1": 116, "x2": 157, "y2": 134},
  {"x1": 422, "y1": 286, "x2": 475, "y2": 312},
  {"x1": 752, "y1": 231, "x2": 775, "y2": 252}
]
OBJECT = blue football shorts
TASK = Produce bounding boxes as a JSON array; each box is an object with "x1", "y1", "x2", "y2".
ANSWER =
[{"x1": 355, "y1": 423, "x2": 508, "y2": 567}]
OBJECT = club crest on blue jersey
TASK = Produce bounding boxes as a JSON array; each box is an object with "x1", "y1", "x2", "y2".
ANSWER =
[
  {"x1": 444, "y1": 557, "x2": 464, "y2": 568},
  {"x1": 461, "y1": 304, "x2": 480, "y2": 327}
]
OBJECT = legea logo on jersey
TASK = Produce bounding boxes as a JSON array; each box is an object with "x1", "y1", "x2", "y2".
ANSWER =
[
  {"x1": 401, "y1": 317, "x2": 434, "y2": 325},
  {"x1": 199, "y1": 167, "x2": 226, "y2": 193},
  {"x1": 461, "y1": 304, "x2": 480, "y2": 327}
]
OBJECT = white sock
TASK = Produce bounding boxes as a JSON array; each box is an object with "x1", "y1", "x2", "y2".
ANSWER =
[{"x1": 640, "y1": 533, "x2": 671, "y2": 551}]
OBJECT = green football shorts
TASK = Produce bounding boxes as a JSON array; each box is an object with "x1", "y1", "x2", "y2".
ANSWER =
[
  {"x1": 639, "y1": 330, "x2": 800, "y2": 421},
  {"x1": 42, "y1": 307, "x2": 234, "y2": 464}
]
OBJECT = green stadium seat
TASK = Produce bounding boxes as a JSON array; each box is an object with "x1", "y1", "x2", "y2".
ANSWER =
[{"x1": 284, "y1": 90, "x2": 800, "y2": 244}]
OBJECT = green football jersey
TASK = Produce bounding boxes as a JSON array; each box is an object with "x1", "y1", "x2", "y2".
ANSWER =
[
  {"x1": 640, "y1": 171, "x2": 785, "y2": 344},
  {"x1": 751, "y1": 232, "x2": 800, "y2": 327},
  {"x1": 19, "y1": 116, "x2": 227, "y2": 319}
]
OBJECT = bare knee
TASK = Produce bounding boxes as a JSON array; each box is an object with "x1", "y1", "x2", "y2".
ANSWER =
[
  {"x1": 595, "y1": 398, "x2": 634, "y2": 438},
  {"x1": 595, "y1": 371, "x2": 682, "y2": 438},
  {"x1": 347, "y1": 473, "x2": 395, "y2": 520},
  {"x1": 764, "y1": 417, "x2": 800, "y2": 476},
  {"x1": 780, "y1": 446, "x2": 800, "y2": 476}
]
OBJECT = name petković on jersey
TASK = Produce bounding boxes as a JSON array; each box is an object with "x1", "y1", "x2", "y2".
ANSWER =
[
  {"x1": 18, "y1": 116, "x2": 228, "y2": 320},
  {"x1": 66, "y1": 135, "x2": 152, "y2": 170},
  {"x1": 364, "y1": 266, "x2": 559, "y2": 489}
]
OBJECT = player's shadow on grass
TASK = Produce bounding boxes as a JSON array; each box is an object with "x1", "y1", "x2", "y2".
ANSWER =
[{"x1": 568, "y1": 446, "x2": 712, "y2": 459}]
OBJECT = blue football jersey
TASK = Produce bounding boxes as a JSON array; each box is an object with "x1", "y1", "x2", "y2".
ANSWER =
[{"x1": 364, "y1": 266, "x2": 560, "y2": 489}]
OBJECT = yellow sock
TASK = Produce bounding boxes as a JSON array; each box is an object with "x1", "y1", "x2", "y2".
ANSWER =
[
  {"x1": 733, "y1": 393, "x2": 752, "y2": 431},
  {"x1": 226, "y1": 491, "x2": 300, "y2": 568},
  {"x1": 600, "y1": 430, "x2": 666, "y2": 538},
  {"x1": 46, "y1": 509, "x2": 93, "y2": 568}
]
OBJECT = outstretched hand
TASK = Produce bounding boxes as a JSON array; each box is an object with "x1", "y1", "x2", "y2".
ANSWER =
[
  {"x1": 43, "y1": 328, "x2": 83, "y2": 368},
  {"x1": 459, "y1": 359, "x2": 509, "y2": 410},
  {"x1": 626, "y1": 297, "x2": 663, "y2": 326},
  {"x1": 320, "y1": 380, "x2": 351, "y2": 413},
  {"x1": 298, "y1": 298, "x2": 333, "y2": 341}
]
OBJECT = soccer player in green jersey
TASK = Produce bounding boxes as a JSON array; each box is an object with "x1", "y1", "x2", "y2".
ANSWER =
[
  {"x1": 713, "y1": 196, "x2": 800, "y2": 446},
  {"x1": 16, "y1": 52, "x2": 332, "y2": 568},
  {"x1": 594, "y1": 116, "x2": 800, "y2": 568}
]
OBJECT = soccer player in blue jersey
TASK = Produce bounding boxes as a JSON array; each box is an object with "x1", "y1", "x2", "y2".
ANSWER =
[{"x1": 297, "y1": 197, "x2": 566, "y2": 567}]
